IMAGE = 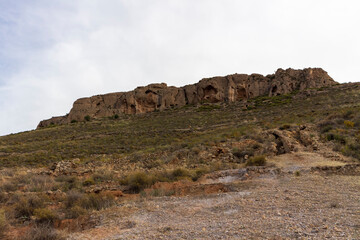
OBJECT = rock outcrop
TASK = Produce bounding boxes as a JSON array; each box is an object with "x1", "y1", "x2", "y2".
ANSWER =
[{"x1": 38, "y1": 68, "x2": 336, "y2": 128}]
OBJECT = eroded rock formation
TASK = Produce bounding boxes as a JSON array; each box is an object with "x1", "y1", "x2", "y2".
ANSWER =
[{"x1": 38, "y1": 68, "x2": 336, "y2": 128}]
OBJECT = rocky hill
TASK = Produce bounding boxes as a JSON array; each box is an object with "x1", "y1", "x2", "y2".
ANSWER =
[
  {"x1": 1, "y1": 69, "x2": 360, "y2": 239},
  {"x1": 38, "y1": 68, "x2": 336, "y2": 128}
]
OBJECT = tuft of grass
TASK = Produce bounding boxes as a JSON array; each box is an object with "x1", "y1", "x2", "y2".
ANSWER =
[
  {"x1": 33, "y1": 208, "x2": 58, "y2": 223},
  {"x1": 82, "y1": 178, "x2": 95, "y2": 186},
  {"x1": 245, "y1": 155, "x2": 266, "y2": 166},
  {"x1": 121, "y1": 172, "x2": 154, "y2": 193},
  {"x1": 66, "y1": 205, "x2": 87, "y2": 219},
  {"x1": 344, "y1": 120, "x2": 354, "y2": 128},
  {"x1": 77, "y1": 193, "x2": 115, "y2": 211}
]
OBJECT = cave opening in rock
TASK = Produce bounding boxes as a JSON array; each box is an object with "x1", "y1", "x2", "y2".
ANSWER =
[
  {"x1": 236, "y1": 87, "x2": 247, "y2": 100},
  {"x1": 203, "y1": 85, "x2": 218, "y2": 102}
]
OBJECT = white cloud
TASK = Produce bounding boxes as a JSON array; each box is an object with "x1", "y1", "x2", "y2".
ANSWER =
[{"x1": 1, "y1": 0, "x2": 360, "y2": 135}]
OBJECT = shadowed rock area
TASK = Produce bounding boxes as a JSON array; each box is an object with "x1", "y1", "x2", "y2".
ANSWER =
[{"x1": 38, "y1": 68, "x2": 336, "y2": 128}]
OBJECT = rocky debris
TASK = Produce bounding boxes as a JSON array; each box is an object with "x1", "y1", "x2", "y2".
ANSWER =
[
  {"x1": 311, "y1": 163, "x2": 360, "y2": 175},
  {"x1": 46, "y1": 189, "x2": 66, "y2": 199},
  {"x1": 150, "y1": 181, "x2": 229, "y2": 196},
  {"x1": 201, "y1": 166, "x2": 282, "y2": 184},
  {"x1": 46, "y1": 159, "x2": 93, "y2": 176},
  {"x1": 38, "y1": 68, "x2": 336, "y2": 128}
]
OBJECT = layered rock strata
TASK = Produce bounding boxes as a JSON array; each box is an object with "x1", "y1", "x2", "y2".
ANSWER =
[{"x1": 38, "y1": 68, "x2": 336, "y2": 128}]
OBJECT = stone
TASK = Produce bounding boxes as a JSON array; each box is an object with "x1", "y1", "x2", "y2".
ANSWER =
[{"x1": 38, "y1": 68, "x2": 336, "y2": 128}]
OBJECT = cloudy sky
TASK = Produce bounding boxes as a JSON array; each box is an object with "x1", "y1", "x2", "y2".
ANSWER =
[{"x1": 0, "y1": 0, "x2": 359, "y2": 136}]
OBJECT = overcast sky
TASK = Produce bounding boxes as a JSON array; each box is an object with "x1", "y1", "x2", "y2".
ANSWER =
[{"x1": 1, "y1": 0, "x2": 359, "y2": 136}]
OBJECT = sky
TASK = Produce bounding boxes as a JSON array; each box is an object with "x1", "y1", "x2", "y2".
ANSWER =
[{"x1": 0, "y1": 0, "x2": 360, "y2": 136}]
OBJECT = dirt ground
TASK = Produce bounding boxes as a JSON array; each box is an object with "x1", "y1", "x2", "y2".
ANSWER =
[{"x1": 67, "y1": 152, "x2": 360, "y2": 240}]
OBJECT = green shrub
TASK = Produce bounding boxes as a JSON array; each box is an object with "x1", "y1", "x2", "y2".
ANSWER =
[
  {"x1": 344, "y1": 120, "x2": 354, "y2": 128},
  {"x1": 320, "y1": 125, "x2": 333, "y2": 134},
  {"x1": 33, "y1": 208, "x2": 58, "y2": 223},
  {"x1": 170, "y1": 168, "x2": 192, "y2": 181},
  {"x1": 64, "y1": 191, "x2": 114, "y2": 213},
  {"x1": 70, "y1": 120, "x2": 77, "y2": 123},
  {"x1": 65, "y1": 206, "x2": 87, "y2": 219},
  {"x1": 13, "y1": 194, "x2": 46, "y2": 220},
  {"x1": 82, "y1": 178, "x2": 95, "y2": 186},
  {"x1": 84, "y1": 115, "x2": 91, "y2": 121},
  {"x1": 245, "y1": 155, "x2": 266, "y2": 166},
  {"x1": 121, "y1": 172, "x2": 154, "y2": 193},
  {"x1": 325, "y1": 133, "x2": 346, "y2": 144},
  {"x1": 232, "y1": 146, "x2": 257, "y2": 161},
  {"x1": 192, "y1": 168, "x2": 209, "y2": 181},
  {"x1": 55, "y1": 176, "x2": 80, "y2": 191}
]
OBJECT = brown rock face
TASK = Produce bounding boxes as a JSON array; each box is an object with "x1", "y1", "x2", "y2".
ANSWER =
[{"x1": 37, "y1": 68, "x2": 336, "y2": 128}]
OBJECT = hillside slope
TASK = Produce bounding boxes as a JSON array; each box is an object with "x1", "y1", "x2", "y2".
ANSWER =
[
  {"x1": 1, "y1": 79, "x2": 360, "y2": 240},
  {"x1": 1, "y1": 82, "x2": 359, "y2": 168}
]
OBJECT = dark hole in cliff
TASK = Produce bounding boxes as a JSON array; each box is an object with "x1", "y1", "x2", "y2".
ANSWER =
[
  {"x1": 271, "y1": 85, "x2": 277, "y2": 94},
  {"x1": 236, "y1": 87, "x2": 247, "y2": 100},
  {"x1": 130, "y1": 104, "x2": 136, "y2": 114},
  {"x1": 203, "y1": 85, "x2": 219, "y2": 103},
  {"x1": 145, "y1": 89, "x2": 156, "y2": 94}
]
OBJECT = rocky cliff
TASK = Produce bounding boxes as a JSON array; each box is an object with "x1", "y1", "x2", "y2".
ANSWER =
[{"x1": 37, "y1": 68, "x2": 336, "y2": 128}]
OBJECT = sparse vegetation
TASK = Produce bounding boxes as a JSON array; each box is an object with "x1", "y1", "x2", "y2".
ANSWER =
[
  {"x1": 33, "y1": 208, "x2": 58, "y2": 223},
  {"x1": 0, "y1": 83, "x2": 360, "y2": 238},
  {"x1": 22, "y1": 224, "x2": 65, "y2": 240},
  {"x1": 245, "y1": 155, "x2": 266, "y2": 166}
]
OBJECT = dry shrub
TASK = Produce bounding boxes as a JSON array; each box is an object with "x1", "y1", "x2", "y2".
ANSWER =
[
  {"x1": 66, "y1": 206, "x2": 87, "y2": 219},
  {"x1": 33, "y1": 208, "x2": 58, "y2": 223},
  {"x1": 344, "y1": 120, "x2": 354, "y2": 128},
  {"x1": 25, "y1": 174, "x2": 58, "y2": 192},
  {"x1": 63, "y1": 190, "x2": 115, "y2": 218},
  {"x1": 245, "y1": 155, "x2": 266, "y2": 166},
  {"x1": 22, "y1": 224, "x2": 65, "y2": 240},
  {"x1": 13, "y1": 194, "x2": 47, "y2": 220},
  {"x1": 78, "y1": 193, "x2": 115, "y2": 210},
  {"x1": 121, "y1": 172, "x2": 154, "y2": 193}
]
